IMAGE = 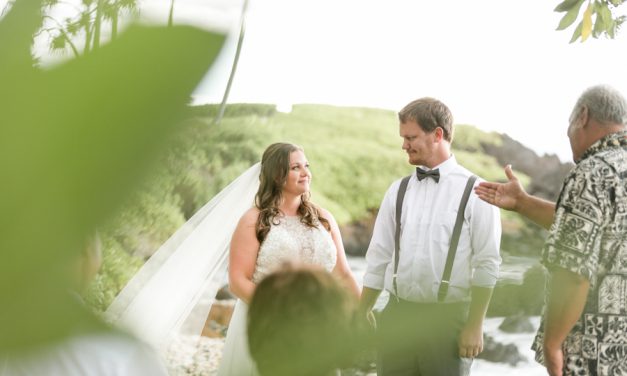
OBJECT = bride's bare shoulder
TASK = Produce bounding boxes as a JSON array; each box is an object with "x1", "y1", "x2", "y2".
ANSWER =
[{"x1": 238, "y1": 207, "x2": 261, "y2": 225}]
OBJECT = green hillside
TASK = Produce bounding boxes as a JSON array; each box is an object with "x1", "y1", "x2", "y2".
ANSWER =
[
  {"x1": 186, "y1": 104, "x2": 526, "y2": 222},
  {"x1": 88, "y1": 103, "x2": 535, "y2": 311}
]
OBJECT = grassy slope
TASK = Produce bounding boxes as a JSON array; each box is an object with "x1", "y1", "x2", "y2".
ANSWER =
[{"x1": 198, "y1": 104, "x2": 524, "y2": 223}]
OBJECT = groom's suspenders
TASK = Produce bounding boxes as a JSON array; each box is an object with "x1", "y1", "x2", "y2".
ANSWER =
[
  {"x1": 392, "y1": 176, "x2": 411, "y2": 301},
  {"x1": 392, "y1": 174, "x2": 477, "y2": 302}
]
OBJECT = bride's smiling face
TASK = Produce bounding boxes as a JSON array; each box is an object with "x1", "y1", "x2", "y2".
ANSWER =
[{"x1": 282, "y1": 150, "x2": 311, "y2": 195}]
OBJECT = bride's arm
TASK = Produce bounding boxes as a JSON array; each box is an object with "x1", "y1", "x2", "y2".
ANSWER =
[
  {"x1": 321, "y1": 208, "x2": 361, "y2": 298},
  {"x1": 228, "y1": 208, "x2": 261, "y2": 304}
]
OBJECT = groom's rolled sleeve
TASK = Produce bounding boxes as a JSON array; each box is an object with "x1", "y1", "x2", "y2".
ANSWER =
[
  {"x1": 363, "y1": 234, "x2": 390, "y2": 289},
  {"x1": 469, "y1": 192, "x2": 502, "y2": 288},
  {"x1": 363, "y1": 181, "x2": 398, "y2": 290}
]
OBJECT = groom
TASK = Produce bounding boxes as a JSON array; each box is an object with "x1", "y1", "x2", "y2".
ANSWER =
[{"x1": 360, "y1": 97, "x2": 501, "y2": 375}]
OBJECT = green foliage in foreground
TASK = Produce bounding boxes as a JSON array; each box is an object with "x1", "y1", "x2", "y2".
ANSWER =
[
  {"x1": 91, "y1": 103, "x2": 531, "y2": 311},
  {"x1": 0, "y1": 0, "x2": 224, "y2": 349}
]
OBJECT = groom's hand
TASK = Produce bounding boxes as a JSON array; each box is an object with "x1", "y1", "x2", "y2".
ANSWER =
[{"x1": 458, "y1": 322, "x2": 483, "y2": 358}]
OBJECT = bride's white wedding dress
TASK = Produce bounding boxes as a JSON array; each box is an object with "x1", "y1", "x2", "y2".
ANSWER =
[{"x1": 217, "y1": 215, "x2": 337, "y2": 376}]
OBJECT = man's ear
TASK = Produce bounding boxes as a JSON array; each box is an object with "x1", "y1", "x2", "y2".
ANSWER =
[
  {"x1": 580, "y1": 106, "x2": 590, "y2": 129},
  {"x1": 434, "y1": 127, "x2": 444, "y2": 142}
]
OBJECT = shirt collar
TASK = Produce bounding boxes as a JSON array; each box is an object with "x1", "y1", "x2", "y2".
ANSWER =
[
  {"x1": 579, "y1": 130, "x2": 627, "y2": 163},
  {"x1": 417, "y1": 154, "x2": 457, "y2": 178}
]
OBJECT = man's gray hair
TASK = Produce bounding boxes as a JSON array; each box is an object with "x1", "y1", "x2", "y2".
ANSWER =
[{"x1": 571, "y1": 85, "x2": 627, "y2": 126}]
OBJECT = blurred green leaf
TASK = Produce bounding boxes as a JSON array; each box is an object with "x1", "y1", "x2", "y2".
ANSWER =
[
  {"x1": 0, "y1": 1, "x2": 225, "y2": 350},
  {"x1": 555, "y1": 0, "x2": 627, "y2": 41},
  {"x1": 557, "y1": 0, "x2": 586, "y2": 30},
  {"x1": 592, "y1": 2, "x2": 610, "y2": 36},
  {"x1": 608, "y1": 19, "x2": 617, "y2": 37},
  {"x1": 593, "y1": 15, "x2": 606, "y2": 36},
  {"x1": 554, "y1": 0, "x2": 584, "y2": 12},
  {"x1": 0, "y1": 1, "x2": 42, "y2": 70},
  {"x1": 569, "y1": 20, "x2": 584, "y2": 42},
  {"x1": 598, "y1": 2, "x2": 612, "y2": 24}
]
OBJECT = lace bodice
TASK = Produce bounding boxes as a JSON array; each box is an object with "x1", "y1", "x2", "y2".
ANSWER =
[{"x1": 252, "y1": 216, "x2": 337, "y2": 283}]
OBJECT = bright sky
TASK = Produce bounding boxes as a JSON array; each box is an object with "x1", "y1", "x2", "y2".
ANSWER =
[
  {"x1": 190, "y1": 0, "x2": 627, "y2": 162},
  {"x1": 7, "y1": 0, "x2": 627, "y2": 161}
]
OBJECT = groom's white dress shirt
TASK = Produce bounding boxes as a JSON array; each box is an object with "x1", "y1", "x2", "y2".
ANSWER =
[{"x1": 363, "y1": 155, "x2": 501, "y2": 303}]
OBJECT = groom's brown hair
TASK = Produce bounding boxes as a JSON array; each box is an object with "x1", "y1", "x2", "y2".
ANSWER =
[{"x1": 398, "y1": 97, "x2": 454, "y2": 142}]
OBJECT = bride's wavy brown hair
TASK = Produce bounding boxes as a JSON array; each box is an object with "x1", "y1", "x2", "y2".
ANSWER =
[{"x1": 255, "y1": 143, "x2": 330, "y2": 243}]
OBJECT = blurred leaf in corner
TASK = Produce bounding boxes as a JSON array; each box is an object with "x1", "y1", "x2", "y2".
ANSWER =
[
  {"x1": 555, "y1": 0, "x2": 627, "y2": 42},
  {"x1": 569, "y1": 20, "x2": 584, "y2": 42},
  {"x1": 581, "y1": 2, "x2": 594, "y2": 41},
  {"x1": 0, "y1": 0, "x2": 225, "y2": 351},
  {"x1": 556, "y1": 0, "x2": 585, "y2": 30}
]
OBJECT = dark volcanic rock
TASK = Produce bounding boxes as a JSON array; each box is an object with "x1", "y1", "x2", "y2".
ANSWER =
[
  {"x1": 488, "y1": 264, "x2": 547, "y2": 317},
  {"x1": 216, "y1": 285, "x2": 235, "y2": 300},
  {"x1": 478, "y1": 334, "x2": 526, "y2": 366},
  {"x1": 499, "y1": 314, "x2": 535, "y2": 333},
  {"x1": 340, "y1": 210, "x2": 377, "y2": 257},
  {"x1": 481, "y1": 134, "x2": 574, "y2": 201}
]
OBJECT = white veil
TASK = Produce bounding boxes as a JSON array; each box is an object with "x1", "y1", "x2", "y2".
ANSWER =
[{"x1": 105, "y1": 162, "x2": 261, "y2": 351}]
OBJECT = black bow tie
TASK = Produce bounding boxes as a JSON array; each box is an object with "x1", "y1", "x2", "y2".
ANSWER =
[{"x1": 416, "y1": 167, "x2": 440, "y2": 183}]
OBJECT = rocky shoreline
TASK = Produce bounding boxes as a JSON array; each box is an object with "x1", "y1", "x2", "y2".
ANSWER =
[
  {"x1": 163, "y1": 298, "x2": 542, "y2": 376},
  {"x1": 166, "y1": 335, "x2": 224, "y2": 376}
]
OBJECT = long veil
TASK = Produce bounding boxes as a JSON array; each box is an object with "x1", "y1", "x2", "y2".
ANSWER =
[{"x1": 105, "y1": 162, "x2": 261, "y2": 351}]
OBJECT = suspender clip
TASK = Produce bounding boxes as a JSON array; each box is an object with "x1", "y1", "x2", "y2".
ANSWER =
[
  {"x1": 437, "y1": 280, "x2": 450, "y2": 303},
  {"x1": 392, "y1": 274, "x2": 400, "y2": 302}
]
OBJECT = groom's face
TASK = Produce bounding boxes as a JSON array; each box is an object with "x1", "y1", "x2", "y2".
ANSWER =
[{"x1": 400, "y1": 120, "x2": 438, "y2": 167}]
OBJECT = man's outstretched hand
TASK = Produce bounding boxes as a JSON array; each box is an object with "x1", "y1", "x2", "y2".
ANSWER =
[{"x1": 474, "y1": 164, "x2": 525, "y2": 211}]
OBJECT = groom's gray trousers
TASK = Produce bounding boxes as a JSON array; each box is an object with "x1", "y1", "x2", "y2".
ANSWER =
[{"x1": 376, "y1": 297, "x2": 472, "y2": 376}]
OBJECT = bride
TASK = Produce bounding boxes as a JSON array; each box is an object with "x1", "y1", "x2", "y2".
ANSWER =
[
  {"x1": 218, "y1": 142, "x2": 360, "y2": 375},
  {"x1": 105, "y1": 142, "x2": 359, "y2": 375}
]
